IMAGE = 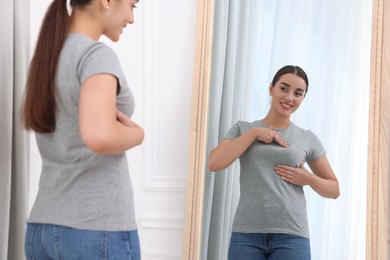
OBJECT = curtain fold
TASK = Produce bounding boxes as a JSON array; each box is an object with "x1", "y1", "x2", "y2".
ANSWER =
[
  {"x1": 202, "y1": 0, "x2": 371, "y2": 259},
  {"x1": 201, "y1": 1, "x2": 262, "y2": 259},
  {"x1": 0, "y1": 0, "x2": 30, "y2": 259}
]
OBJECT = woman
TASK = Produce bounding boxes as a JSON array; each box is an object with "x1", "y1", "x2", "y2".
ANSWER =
[
  {"x1": 208, "y1": 65, "x2": 340, "y2": 260},
  {"x1": 21, "y1": 0, "x2": 143, "y2": 259}
]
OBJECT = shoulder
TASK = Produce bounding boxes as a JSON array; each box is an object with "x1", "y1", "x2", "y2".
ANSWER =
[
  {"x1": 226, "y1": 120, "x2": 260, "y2": 136},
  {"x1": 64, "y1": 33, "x2": 118, "y2": 62},
  {"x1": 82, "y1": 41, "x2": 118, "y2": 62},
  {"x1": 289, "y1": 123, "x2": 323, "y2": 142},
  {"x1": 233, "y1": 120, "x2": 261, "y2": 129},
  {"x1": 289, "y1": 123, "x2": 313, "y2": 135},
  {"x1": 295, "y1": 126, "x2": 324, "y2": 149},
  {"x1": 70, "y1": 35, "x2": 123, "y2": 81}
]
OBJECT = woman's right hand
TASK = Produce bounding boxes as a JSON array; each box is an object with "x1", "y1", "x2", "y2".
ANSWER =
[
  {"x1": 253, "y1": 128, "x2": 288, "y2": 147},
  {"x1": 208, "y1": 127, "x2": 288, "y2": 172},
  {"x1": 116, "y1": 109, "x2": 139, "y2": 128}
]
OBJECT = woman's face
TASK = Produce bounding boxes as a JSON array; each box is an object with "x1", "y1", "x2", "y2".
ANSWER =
[
  {"x1": 102, "y1": 0, "x2": 138, "y2": 41},
  {"x1": 269, "y1": 73, "x2": 307, "y2": 117}
]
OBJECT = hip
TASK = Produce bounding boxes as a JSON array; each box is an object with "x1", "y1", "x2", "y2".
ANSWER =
[{"x1": 25, "y1": 223, "x2": 140, "y2": 260}]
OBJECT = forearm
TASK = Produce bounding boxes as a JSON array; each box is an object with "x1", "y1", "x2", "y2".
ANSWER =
[
  {"x1": 307, "y1": 174, "x2": 340, "y2": 199},
  {"x1": 208, "y1": 130, "x2": 257, "y2": 172},
  {"x1": 83, "y1": 121, "x2": 144, "y2": 155}
]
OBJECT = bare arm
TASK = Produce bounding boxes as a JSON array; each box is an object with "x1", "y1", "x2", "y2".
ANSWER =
[
  {"x1": 79, "y1": 74, "x2": 144, "y2": 155},
  {"x1": 274, "y1": 155, "x2": 340, "y2": 199},
  {"x1": 208, "y1": 128, "x2": 288, "y2": 172}
]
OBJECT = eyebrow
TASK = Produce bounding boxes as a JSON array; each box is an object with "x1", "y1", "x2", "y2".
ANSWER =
[{"x1": 280, "y1": 82, "x2": 290, "y2": 87}]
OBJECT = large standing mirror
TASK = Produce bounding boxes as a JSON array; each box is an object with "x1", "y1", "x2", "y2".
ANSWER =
[{"x1": 183, "y1": 0, "x2": 389, "y2": 259}]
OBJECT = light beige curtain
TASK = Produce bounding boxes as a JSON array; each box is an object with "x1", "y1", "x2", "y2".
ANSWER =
[{"x1": 0, "y1": 0, "x2": 30, "y2": 259}]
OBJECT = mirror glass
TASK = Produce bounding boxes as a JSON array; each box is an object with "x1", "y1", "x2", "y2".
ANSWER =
[{"x1": 201, "y1": 1, "x2": 372, "y2": 259}]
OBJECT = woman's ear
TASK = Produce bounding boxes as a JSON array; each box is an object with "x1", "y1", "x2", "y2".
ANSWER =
[
  {"x1": 269, "y1": 83, "x2": 273, "y2": 96},
  {"x1": 100, "y1": 0, "x2": 110, "y2": 9}
]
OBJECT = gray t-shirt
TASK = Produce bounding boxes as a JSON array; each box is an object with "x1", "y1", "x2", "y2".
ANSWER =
[
  {"x1": 226, "y1": 120, "x2": 325, "y2": 238},
  {"x1": 27, "y1": 33, "x2": 137, "y2": 231}
]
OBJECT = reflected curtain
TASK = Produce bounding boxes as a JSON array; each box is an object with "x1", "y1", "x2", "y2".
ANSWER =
[
  {"x1": 0, "y1": 0, "x2": 30, "y2": 259},
  {"x1": 201, "y1": 1, "x2": 263, "y2": 259},
  {"x1": 202, "y1": 1, "x2": 371, "y2": 259}
]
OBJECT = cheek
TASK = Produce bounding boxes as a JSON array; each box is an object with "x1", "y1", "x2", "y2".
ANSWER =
[{"x1": 294, "y1": 97, "x2": 304, "y2": 107}]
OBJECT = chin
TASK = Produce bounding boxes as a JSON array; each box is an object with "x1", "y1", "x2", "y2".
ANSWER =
[
  {"x1": 105, "y1": 34, "x2": 121, "y2": 42},
  {"x1": 111, "y1": 36, "x2": 121, "y2": 42},
  {"x1": 278, "y1": 109, "x2": 293, "y2": 117}
]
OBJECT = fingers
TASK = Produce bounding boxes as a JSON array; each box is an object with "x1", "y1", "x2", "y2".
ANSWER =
[
  {"x1": 275, "y1": 164, "x2": 308, "y2": 186},
  {"x1": 260, "y1": 129, "x2": 288, "y2": 147},
  {"x1": 116, "y1": 109, "x2": 126, "y2": 121},
  {"x1": 115, "y1": 109, "x2": 138, "y2": 127},
  {"x1": 272, "y1": 132, "x2": 288, "y2": 147},
  {"x1": 274, "y1": 165, "x2": 293, "y2": 178}
]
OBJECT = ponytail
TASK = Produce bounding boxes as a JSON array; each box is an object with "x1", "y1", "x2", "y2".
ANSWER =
[{"x1": 21, "y1": 0, "x2": 70, "y2": 133}]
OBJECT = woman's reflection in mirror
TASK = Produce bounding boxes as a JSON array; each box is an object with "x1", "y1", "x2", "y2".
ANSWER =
[{"x1": 208, "y1": 65, "x2": 340, "y2": 260}]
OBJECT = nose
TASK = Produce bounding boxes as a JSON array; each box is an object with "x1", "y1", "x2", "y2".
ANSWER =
[{"x1": 285, "y1": 92, "x2": 293, "y2": 101}]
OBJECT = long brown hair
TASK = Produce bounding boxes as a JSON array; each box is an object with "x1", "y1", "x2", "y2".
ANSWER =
[{"x1": 21, "y1": 0, "x2": 70, "y2": 133}]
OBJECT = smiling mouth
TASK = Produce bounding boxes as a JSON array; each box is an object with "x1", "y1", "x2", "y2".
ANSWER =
[{"x1": 281, "y1": 102, "x2": 292, "y2": 109}]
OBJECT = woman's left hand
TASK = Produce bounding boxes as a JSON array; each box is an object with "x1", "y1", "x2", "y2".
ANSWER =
[
  {"x1": 275, "y1": 156, "x2": 340, "y2": 198},
  {"x1": 274, "y1": 162, "x2": 310, "y2": 186}
]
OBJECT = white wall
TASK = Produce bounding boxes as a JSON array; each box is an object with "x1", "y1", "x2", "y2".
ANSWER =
[{"x1": 29, "y1": 1, "x2": 196, "y2": 259}]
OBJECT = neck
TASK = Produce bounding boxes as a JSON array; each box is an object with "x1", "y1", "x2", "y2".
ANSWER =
[
  {"x1": 68, "y1": 9, "x2": 102, "y2": 41},
  {"x1": 262, "y1": 111, "x2": 291, "y2": 129}
]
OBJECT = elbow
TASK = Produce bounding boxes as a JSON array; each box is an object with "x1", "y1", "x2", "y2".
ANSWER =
[
  {"x1": 207, "y1": 159, "x2": 225, "y2": 172},
  {"x1": 86, "y1": 141, "x2": 108, "y2": 154},
  {"x1": 83, "y1": 136, "x2": 110, "y2": 154},
  {"x1": 332, "y1": 189, "x2": 341, "y2": 199},
  {"x1": 207, "y1": 157, "x2": 218, "y2": 172},
  {"x1": 332, "y1": 182, "x2": 341, "y2": 199},
  {"x1": 81, "y1": 130, "x2": 114, "y2": 154},
  {"x1": 135, "y1": 127, "x2": 145, "y2": 146},
  {"x1": 207, "y1": 151, "x2": 224, "y2": 172},
  {"x1": 208, "y1": 162, "x2": 218, "y2": 172},
  {"x1": 327, "y1": 186, "x2": 340, "y2": 199}
]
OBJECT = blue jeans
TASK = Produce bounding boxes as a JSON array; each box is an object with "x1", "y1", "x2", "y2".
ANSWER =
[
  {"x1": 25, "y1": 223, "x2": 140, "y2": 260},
  {"x1": 228, "y1": 232, "x2": 311, "y2": 260}
]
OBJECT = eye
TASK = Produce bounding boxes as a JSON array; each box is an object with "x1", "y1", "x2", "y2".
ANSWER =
[
  {"x1": 280, "y1": 86, "x2": 288, "y2": 92},
  {"x1": 131, "y1": 1, "x2": 138, "y2": 8},
  {"x1": 295, "y1": 92, "x2": 304, "y2": 97}
]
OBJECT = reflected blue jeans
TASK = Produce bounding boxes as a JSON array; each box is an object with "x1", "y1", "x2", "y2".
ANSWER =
[
  {"x1": 25, "y1": 223, "x2": 140, "y2": 260},
  {"x1": 228, "y1": 232, "x2": 311, "y2": 260}
]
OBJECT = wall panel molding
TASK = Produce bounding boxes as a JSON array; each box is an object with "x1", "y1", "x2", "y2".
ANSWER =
[
  {"x1": 141, "y1": 0, "x2": 187, "y2": 193},
  {"x1": 143, "y1": 248, "x2": 181, "y2": 260},
  {"x1": 140, "y1": 213, "x2": 184, "y2": 230}
]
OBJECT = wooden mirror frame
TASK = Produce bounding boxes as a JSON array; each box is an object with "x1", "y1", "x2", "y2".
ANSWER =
[
  {"x1": 183, "y1": 0, "x2": 389, "y2": 259},
  {"x1": 367, "y1": 0, "x2": 390, "y2": 259}
]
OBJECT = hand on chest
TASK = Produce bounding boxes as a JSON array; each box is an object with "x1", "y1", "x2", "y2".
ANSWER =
[{"x1": 244, "y1": 141, "x2": 308, "y2": 168}]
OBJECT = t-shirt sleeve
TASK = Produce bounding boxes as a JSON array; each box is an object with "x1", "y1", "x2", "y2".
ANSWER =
[
  {"x1": 225, "y1": 121, "x2": 242, "y2": 140},
  {"x1": 306, "y1": 130, "x2": 326, "y2": 163},
  {"x1": 77, "y1": 42, "x2": 122, "y2": 94}
]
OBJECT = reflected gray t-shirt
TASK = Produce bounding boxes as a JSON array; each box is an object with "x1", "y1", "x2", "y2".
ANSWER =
[
  {"x1": 27, "y1": 33, "x2": 137, "y2": 231},
  {"x1": 226, "y1": 120, "x2": 326, "y2": 238}
]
